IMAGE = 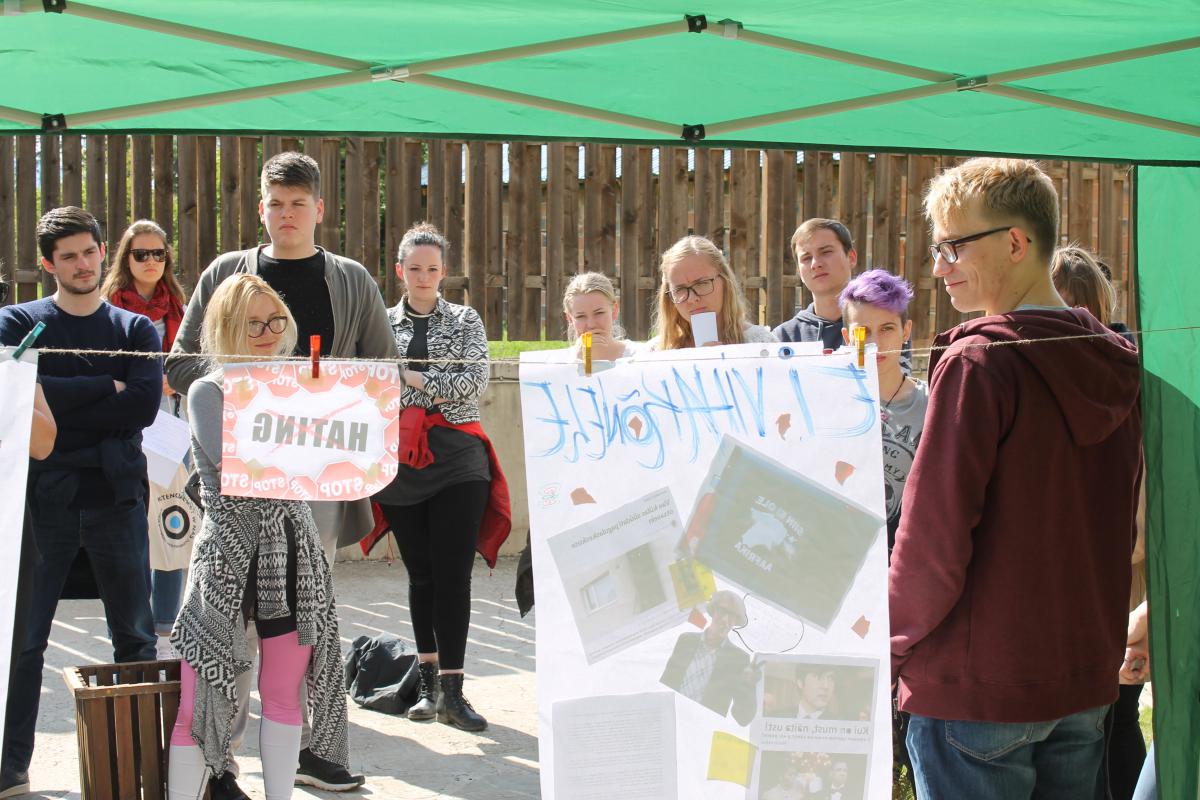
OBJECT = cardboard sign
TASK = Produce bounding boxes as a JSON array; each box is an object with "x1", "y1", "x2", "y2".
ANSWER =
[
  {"x1": 520, "y1": 343, "x2": 891, "y2": 800},
  {"x1": 220, "y1": 360, "x2": 401, "y2": 501}
]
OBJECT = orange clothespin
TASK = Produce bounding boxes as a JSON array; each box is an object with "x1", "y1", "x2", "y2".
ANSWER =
[
  {"x1": 310, "y1": 335, "x2": 321, "y2": 378},
  {"x1": 853, "y1": 325, "x2": 867, "y2": 368},
  {"x1": 581, "y1": 332, "x2": 593, "y2": 376}
]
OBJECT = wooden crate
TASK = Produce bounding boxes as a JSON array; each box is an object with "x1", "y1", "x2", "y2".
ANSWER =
[{"x1": 63, "y1": 659, "x2": 209, "y2": 800}]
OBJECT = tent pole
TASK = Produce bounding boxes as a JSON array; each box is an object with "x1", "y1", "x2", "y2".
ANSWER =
[
  {"x1": 703, "y1": 82, "x2": 956, "y2": 137},
  {"x1": 981, "y1": 85, "x2": 1200, "y2": 138},
  {"x1": 403, "y1": 74, "x2": 681, "y2": 137},
  {"x1": 64, "y1": 70, "x2": 372, "y2": 129},
  {"x1": 987, "y1": 36, "x2": 1200, "y2": 85},
  {"x1": 0, "y1": 104, "x2": 46, "y2": 128},
  {"x1": 713, "y1": 27, "x2": 954, "y2": 83},
  {"x1": 27, "y1": 0, "x2": 368, "y2": 71}
]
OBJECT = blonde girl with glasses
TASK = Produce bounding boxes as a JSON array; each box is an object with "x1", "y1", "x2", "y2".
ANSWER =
[
  {"x1": 168, "y1": 274, "x2": 349, "y2": 800},
  {"x1": 649, "y1": 235, "x2": 775, "y2": 350}
]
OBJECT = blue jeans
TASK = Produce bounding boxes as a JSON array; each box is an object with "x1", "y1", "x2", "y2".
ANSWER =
[
  {"x1": 907, "y1": 706, "x2": 1107, "y2": 800},
  {"x1": 151, "y1": 568, "x2": 185, "y2": 635},
  {"x1": 1132, "y1": 742, "x2": 1157, "y2": 800},
  {"x1": 1, "y1": 497, "x2": 156, "y2": 774}
]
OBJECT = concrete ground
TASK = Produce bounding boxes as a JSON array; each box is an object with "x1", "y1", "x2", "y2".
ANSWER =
[{"x1": 22, "y1": 557, "x2": 540, "y2": 800}]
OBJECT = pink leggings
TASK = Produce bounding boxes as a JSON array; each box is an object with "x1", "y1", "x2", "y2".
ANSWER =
[{"x1": 172, "y1": 631, "x2": 312, "y2": 746}]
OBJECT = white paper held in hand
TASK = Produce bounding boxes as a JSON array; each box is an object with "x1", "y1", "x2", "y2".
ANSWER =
[
  {"x1": 690, "y1": 310, "x2": 719, "y2": 347},
  {"x1": 142, "y1": 409, "x2": 193, "y2": 487}
]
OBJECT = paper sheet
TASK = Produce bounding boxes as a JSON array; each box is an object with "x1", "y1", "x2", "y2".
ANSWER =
[{"x1": 142, "y1": 408, "x2": 193, "y2": 487}]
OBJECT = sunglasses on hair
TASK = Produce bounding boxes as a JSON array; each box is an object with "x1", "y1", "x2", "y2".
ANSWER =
[{"x1": 131, "y1": 249, "x2": 167, "y2": 263}]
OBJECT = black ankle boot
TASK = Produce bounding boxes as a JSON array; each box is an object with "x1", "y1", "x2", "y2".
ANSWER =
[
  {"x1": 408, "y1": 661, "x2": 440, "y2": 721},
  {"x1": 437, "y1": 673, "x2": 487, "y2": 731}
]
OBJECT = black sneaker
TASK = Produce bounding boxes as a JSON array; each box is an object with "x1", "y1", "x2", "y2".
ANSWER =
[
  {"x1": 0, "y1": 769, "x2": 30, "y2": 799},
  {"x1": 209, "y1": 771, "x2": 250, "y2": 800},
  {"x1": 295, "y1": 748, "x2": 365, "y2": 791}
]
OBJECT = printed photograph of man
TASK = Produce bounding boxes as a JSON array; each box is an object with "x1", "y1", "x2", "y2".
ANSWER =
[
  {"x1": 761, "y1": 659, "x2": 876, "y2": 722},
  {"x1": 756, "y1": 751, "x2": 869, "y2": 800},
  {"x1": 659, "y1": 590, "x2": 757, "y2": 726}
]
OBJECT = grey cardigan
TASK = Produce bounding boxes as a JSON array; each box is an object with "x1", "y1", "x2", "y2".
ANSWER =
[{"x1": 166, "y1": 246, "x2": 399, "y2": 549}]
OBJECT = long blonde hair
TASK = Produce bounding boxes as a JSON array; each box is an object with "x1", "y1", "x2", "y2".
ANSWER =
[
  {"x1": 100, "y1": 219, "x2": 188, "y2": 304},
  {"x1": 562, "y1": 271, "x2": 625, "y2": 343},
  {"x1": 200, "y1": 274, "x2": 297, "y2": 362},
  {"x1": 1051, "y1": 245, "x2": 1116, "y2": 325},
  {"x1": 651, "y1": 236, "x2": 753, "y2": 350}
]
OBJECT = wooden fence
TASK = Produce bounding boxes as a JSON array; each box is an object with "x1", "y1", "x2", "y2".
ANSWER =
[{"x1": 0, "y1": 135, "x2": 1135, "y2": 346}]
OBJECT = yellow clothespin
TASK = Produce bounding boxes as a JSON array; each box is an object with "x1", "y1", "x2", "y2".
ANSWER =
[
  {"x1": 582, "y1": 332, "x2": 593, "y2": 376},
  {"x1": 854, "y1": 325, "x2": 866, "y2": 368}
]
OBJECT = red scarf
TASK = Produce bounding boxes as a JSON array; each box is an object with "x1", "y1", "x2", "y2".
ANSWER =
[
  {"x1": 111, "y1": 282, "x2": 185, "y2": 352},
  {"x1": 363, "y1": 407, "x2": 512, "y2": 568}
]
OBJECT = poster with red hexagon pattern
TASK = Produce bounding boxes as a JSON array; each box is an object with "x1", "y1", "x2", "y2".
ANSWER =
[{"x1": 219, "y1": 360, "x2": 401, "y2": 501}]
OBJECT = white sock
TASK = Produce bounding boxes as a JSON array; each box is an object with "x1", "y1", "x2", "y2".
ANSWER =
[
  {"x1": 167, "y1": 744, "x2": 209, "y2": 800},
  {"x1": 259, "y1": 717, "x2": 303, "y2": 800}
]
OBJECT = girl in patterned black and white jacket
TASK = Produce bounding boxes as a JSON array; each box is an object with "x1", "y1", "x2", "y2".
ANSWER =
[{"x1": 373, "y1": 223, "x2": 510, "y2": 733}]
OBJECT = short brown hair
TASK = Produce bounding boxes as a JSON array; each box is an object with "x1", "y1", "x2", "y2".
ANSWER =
[
  {"x1": 924, "y1": 158, "x2": 1059, "y2": 261},
  {"x1": 1051, "y1": 245, "x2": 1116, "y2": 325},
  {"x1": 261, "y1": 151, "x2": 320, "y2": 199},
  {"x1": 37, "y1": 206, "x2": 103, "y2": 261},
  {"x1": 790, "y1": 218, "x2": 854, "y2": 262}
]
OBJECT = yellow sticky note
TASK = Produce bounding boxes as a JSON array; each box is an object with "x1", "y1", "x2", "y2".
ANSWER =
[
  {"x1": 669, "y1": 558, "x2": 716, "y2": 610},
  {"x1": 707, "y1": 731, "x2": 757, "y2": 786}
]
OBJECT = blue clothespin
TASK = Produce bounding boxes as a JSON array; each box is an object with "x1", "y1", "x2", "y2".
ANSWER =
[{"x1": 11, "y1": 321, "x2": 45, "y2": 360}]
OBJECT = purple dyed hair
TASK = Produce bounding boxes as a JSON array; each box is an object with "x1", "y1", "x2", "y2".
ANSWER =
[{"x1": 838, "y1": 269, "x2": 914, "y2": 319}]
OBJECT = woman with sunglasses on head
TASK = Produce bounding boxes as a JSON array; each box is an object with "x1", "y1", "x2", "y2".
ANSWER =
[
  {"x1": 373, "y1": 222, "x2": 510, "y2": 733},
  {"x1": 649, "y1": 235, "x2": 776, "y2": 350},
  {"x1": 101, "y1": 220, "x2": 191, "y2": 659},
  {"x1": 168, "y1": 274, "x2": 347, "y2": 800}
]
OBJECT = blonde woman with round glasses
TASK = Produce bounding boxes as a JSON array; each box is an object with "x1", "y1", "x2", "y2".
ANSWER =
[
  {"x1": 649, "y1": 235, "x2": 775, "y2": 350},
  {"x1": 168, "y1": 274, "x2": 348, "y2": 800}
]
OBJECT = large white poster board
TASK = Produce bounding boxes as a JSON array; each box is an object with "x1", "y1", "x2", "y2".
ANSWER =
[
  {"x1": 0, "y1": 349, "x2": 38, "y2": 743},
  {"x1": 520, "y1": 344, "x2": 891, "y2": 800}
]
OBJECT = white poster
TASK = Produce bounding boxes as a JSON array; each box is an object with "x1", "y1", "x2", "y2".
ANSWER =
[
  {"x1": 0, "y1": 349, "x2": 38, "y2": 744},
  {"x1": 521, "y1": 344, "x2": 891, "y2": 800}
]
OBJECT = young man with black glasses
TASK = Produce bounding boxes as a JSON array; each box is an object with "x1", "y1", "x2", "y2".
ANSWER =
[
  {"x1": 167, "y1": 152, "x2": 395, "y2": 796},
  {"x1": 889, "y1": 159, "x2": 1143, "y2": 799}
]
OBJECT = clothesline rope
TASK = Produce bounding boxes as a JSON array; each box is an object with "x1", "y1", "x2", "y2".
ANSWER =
[{"x1": 13, "y1": 324, "x2": 1197, "y2": 366}]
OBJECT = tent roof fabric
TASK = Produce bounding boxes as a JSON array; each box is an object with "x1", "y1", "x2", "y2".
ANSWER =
[{"x1": 1, "y1": 0, "x2": 1198, "y2": 163}]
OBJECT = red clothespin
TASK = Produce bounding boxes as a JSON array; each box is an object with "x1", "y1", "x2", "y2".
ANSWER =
[
  {"x1": 310, "y1": 335, "x2": 321, "y2": 378},
  {"x1": 853, "y1": 325, "x2": 867, "y2": 368}
]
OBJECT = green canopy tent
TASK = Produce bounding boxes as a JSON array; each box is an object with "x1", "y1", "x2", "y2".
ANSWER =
[{"x1": 2, "y1": 0, "x2": 1197, "y2": 793}]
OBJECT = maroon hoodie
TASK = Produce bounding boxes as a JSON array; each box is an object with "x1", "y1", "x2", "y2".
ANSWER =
[{"x1": 890, "y1": 308, "x2": 1142, "y2": 723}]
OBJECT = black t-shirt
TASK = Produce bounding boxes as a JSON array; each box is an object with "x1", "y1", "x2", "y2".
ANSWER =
[
  {"x1": 405, "y1": 306, "x2": 430, "y2": 373},
  {"x1": 257, "y1": 250, "x2": 335, "y2": 356}
]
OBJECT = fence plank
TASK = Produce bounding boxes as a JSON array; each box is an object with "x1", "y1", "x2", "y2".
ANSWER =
[
  {"x1": 694, "y1": 148, "x2": 725, "y2": 246},
  {"x1": 85, "y1": 135, "x2": 106, "y2": 249},
  {"x1": 197, "y1": 137, "x2": 218, "y2": 270},
  {"x1": 840, "y1": 152, "x2": 870, "y2": 263},
  {"x1": 619, "y1": 145, "x2": 642, "y2": 338},
  {"x1": 762, "y1": 149, "x2": 795, "y2": 328},
  {"x1": 219, "y1": 136, "x2": 240, "y2": 253},
  {"x1": 659, "y1": 147, "x2": 689, "y2": 245},
  {"x1": 320, "y1": 138, "x2": 341, "y2": 252},
  {"x1": 62, "y1": 135, "x2": 83, "y2": 208},
  {"x1": 384, "y1": 138, "x2": 403, "y2": 306},
  {"x1": 729, "y1": 149, "x2": 760, "y2": 313},
  {"x1": 262, "y1": 135, "x2": 283, "y2": 161},
  {"x1": 443, "y1": 142, "x2": 465, "y2": 304},
  {"x1": 465, "y1": 140, "x2": 487, "y2": 314},
  {"x1": 427, "y1": 140, "x2": 446, "y2": 232},
  {"x1": 0, "y1": 138, "x2": 14, "y2": 300},
  {"x1": 1067, "y1": 160, "x2": 1094, "y2": 248},
  {"x1": 522, "y1": 144, "x2": 543, "y2": 340},
  {"x1": 238, "y1": 138, "x2": 259, "y2": 249},
  {"x1": 343, "y1": 138, "x2": 365, "y2": 268},
  {"x1": 403, "y1": 139, "x2": 424, "y2": 238},
  {"x1": 363, "y1": 139, "x2": 382, "y2": 285},
  {"x1": 106, "y1": 135, "x2": 128, "y2": 257},
  {"x1": 40, "y1": 135, "x2": 60, "y2": 216},
  {"x1": 153, "y1": 136, "x2": 173, "y2": 241},
  {"x1": 817, "y1": 152, "x2": 836, "y2": 219},
  {"x1": 18, "y1": 137, "x2": 41, "y2": 300},
  {"x1": 583, "y1": 143, "x2": 617, "y2": 276},
  {"x1": 483, "y1": 142, "x2": 503, "y2": 339},
  {"x1": 131, "y1": 136, "x2": 153, "y2": 220},
  {"x1": 177, "y1": 136, "x2": 199, "y2": 290},
  {"x1": 636, "y1": 146, "x2": 657, "y2": 341},
  {"x1": 546, "y1": 143, "x2": 569, "y2": 341},
  {"x1": 906, "y1": 155, "x2": 938, "y2": 345},
  {"x1": 505, "y1": 143, "x2": 528, "y2": 339}
]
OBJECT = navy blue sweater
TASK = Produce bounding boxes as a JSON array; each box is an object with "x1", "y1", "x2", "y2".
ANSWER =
[{"x1": 0, "y1": 298, "x2": 162, "y2": 506}]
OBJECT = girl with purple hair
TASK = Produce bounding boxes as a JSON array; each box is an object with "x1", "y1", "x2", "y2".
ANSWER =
[{"x1": 838, "y1": 269, "x2": 928, "y2": 552}]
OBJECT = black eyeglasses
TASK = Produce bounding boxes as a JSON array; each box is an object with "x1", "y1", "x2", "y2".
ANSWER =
[
  {"x1": 247, "y1": 316, "x2": 289, "y2": 338},
  {"x1": 666, "y1": 275, "x2": 721, "y2": 304},
  {"x1": 929, "y1": 226, "x2": 1030, "y2": 264},
  {"x1": 131, "y1": 248, "x2": 167, "y2": 263}
]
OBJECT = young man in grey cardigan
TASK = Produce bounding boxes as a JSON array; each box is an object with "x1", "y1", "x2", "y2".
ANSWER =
[{"x1": 166, "y1": 152, "x2": 395, "y2": 796}]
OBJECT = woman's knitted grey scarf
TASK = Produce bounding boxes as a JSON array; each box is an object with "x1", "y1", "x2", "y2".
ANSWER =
[{"x1": 171, "y1": 488, "x2": 349, "y2": 774}]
